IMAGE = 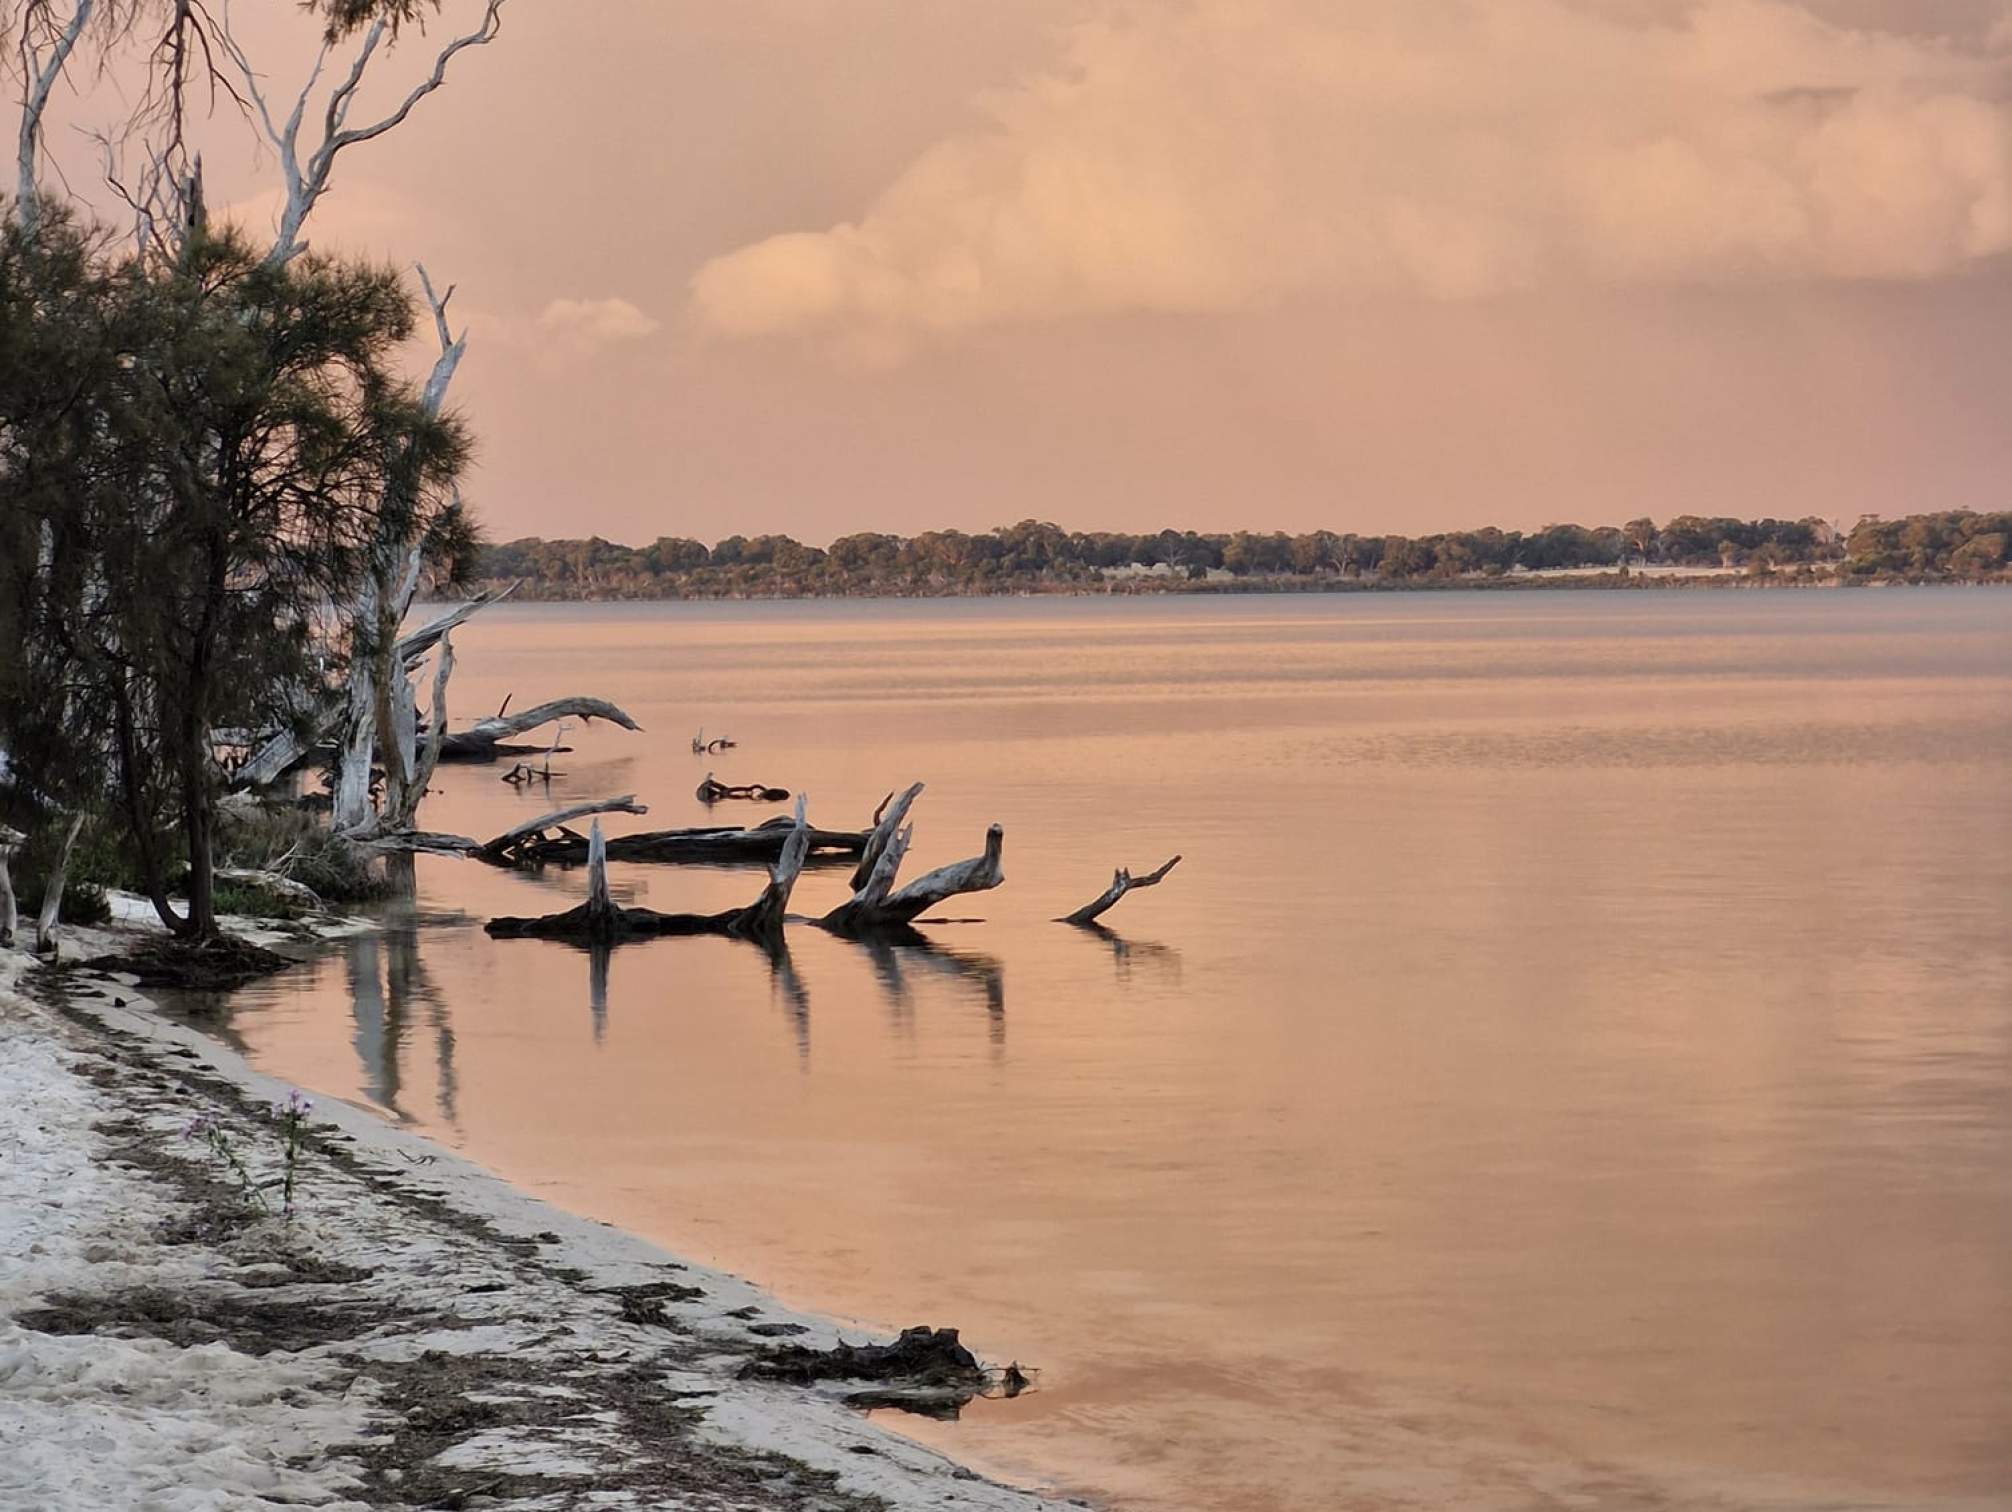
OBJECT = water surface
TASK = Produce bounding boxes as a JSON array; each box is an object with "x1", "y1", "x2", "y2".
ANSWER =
[{"x1": 200, "y1": 591, "x2": 2012, "y2": 1511}]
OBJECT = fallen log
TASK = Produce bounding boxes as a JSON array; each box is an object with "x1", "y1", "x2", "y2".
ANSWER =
[
  {"x1": 696, "y1": 773, "x2": 789, "y2": 804},
  {"x1": 512, "y1": 817, "x2": 866, "y2": 867},
  {"x1": 1057, "y1": 855, "x2": 1182, "y2": 926},
  {"x1": 438, "y1": 697, "x2": 642, "y2": 762},
  {"x1": 485, "y1": 802, "x2": 812, "y2": 945},
  {"x1": 361, "y1": 796, "x2": 649, "y2": 863}
]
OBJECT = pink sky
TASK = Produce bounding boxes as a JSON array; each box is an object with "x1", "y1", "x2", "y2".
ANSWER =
[{"x1": 46, "y1": 0, "x2": 2012, "y2": 542}]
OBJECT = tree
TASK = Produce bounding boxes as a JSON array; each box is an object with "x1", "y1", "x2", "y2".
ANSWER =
[{"x1": 0, "y1": 213, "x2": 469, "y2": 938}]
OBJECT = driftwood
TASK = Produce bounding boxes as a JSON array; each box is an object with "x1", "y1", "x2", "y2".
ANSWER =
[
  {"x1": 510, "y1": 817, "x2": 866, "y2": 867},
  {"x1": 691, "y1": 729, "x2": 736, "y2": 754},
  {"x1": 439, "y1": 697, "x2": 642, "y2": 762},
  {"x1": 34, "y1": 812, "x2": 85, "y2": 956},
  {"x1": 486, "y1": 801, "x2": 811, "y2": 945},
  {"x1": 850, "y1": 783, "x2": 923, "y2": 891},
  {"x1": 696, "y1": 773, "x2": 789, "y2": 804},
  {"x1": 1058, "y1": 855, "x2": 1182, "y2": 926},
  {"x1": 0, "y1": 824, "x2": 22, "y2": 948},
  {"x1": 820, "y1": 794, "x2": 1005, "y2": 933},
  {"x1": 362, "y1": 796, "x2": 649, "y2": 862}
]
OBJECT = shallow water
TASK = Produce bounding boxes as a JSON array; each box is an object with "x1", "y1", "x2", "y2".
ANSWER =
[{"x1": 199, "y1": 591, "x2": 2012, "y2": 1510}]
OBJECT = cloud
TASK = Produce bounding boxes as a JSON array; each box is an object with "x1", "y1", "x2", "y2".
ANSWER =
[
  {"x1": 536, "y1": 297, "x2": 663, "y2": 346},
  {"x1": 689, "y1": 0, "x2": 2012, "y2": 347}
]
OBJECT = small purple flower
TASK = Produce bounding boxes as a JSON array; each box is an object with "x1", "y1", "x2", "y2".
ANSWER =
[{"x1": 181, "y1": 1111, "x2": 219, "y2": 1140}]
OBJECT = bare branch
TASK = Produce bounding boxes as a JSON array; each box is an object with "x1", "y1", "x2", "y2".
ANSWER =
[{"x1": 1058, "y1": 855, "x2": 1181, "y2": 927}]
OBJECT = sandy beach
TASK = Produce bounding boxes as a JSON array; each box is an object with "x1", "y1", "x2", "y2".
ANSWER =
[{"x1": 0, "y1": 916, "x2": 1062, "y2": 1512}]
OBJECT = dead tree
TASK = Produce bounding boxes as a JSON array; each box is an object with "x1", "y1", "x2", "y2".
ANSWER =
[
  {"x1": 486, "y1": 800, "x2": 812, "y2": 946},
  {"x1": 1057, "y1": 856, "x2": 1182, "y2": 926},
  {"x1": 819, "y1": 787, "x2": 1005, "y2": 933},
  {"x1": 441, "y1": 698, "x2": 641, "y2": 761}
]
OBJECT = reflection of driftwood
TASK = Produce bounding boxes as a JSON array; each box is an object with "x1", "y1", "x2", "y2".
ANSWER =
[
  {"x1": 696, "y1": 772, "x2": 789, "y2": 804},
  {"x1": 511, "y1": 816, "x2": 864, "y2": 867},
  {"x1": 486, "y1": 802, "x2": 811, "y2": 945},
  {"x1": 439, "y1": 697, "x2": 641, "y2": 762},
  {"x1": 821, "y1": 785, "x2": 1004, "y2": 934},
  {"x1": 1058, "y1": 855, "x2": 1182, "y2": 926}
]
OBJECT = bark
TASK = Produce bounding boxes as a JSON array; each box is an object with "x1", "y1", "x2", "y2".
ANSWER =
[
  {"x1": 1057, "y1": 855, "x2": 1182, "y2": 926},
  {"x1": 33, "y1": 811, "x2": 85, "y2": 955}
]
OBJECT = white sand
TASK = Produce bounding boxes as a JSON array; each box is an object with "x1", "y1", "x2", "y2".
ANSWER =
[{"x1": 0, "y1": 924, "x2": 1066, "y2": 1511}]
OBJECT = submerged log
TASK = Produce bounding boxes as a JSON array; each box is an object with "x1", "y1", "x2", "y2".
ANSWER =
[
  {"x1": 512, "y1": 816, "x2": 866, "y2": 867},
  {"x1": 1057, "y1": 855, "x2": 1182, "y2": 926},
  {"x1": 486, "y1": 802, "x2": 812, "y2": 945},
  {"x1": 438, "y1": 697, "x2": 642, "y2": 762},
  {"x1": 696, "y1": 773, "x2": 789, "y2": 804}
]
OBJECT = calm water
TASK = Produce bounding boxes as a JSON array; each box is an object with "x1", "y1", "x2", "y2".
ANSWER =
[{"x1": 199, "y1": 591, "x2": 2012, "y2": 1511}]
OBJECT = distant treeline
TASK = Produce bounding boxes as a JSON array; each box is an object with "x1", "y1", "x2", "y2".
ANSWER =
[{"x1": 470, "y1": 511, "x2": 2012, "y2": 598}]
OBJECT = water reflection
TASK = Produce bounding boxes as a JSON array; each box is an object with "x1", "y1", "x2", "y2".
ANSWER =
[
  {"x1": 853, "y1": 929, "x2": 1006, "y2": 1047},
  {"x1": 1067, "y1": 922, "x2": 1183, "y2": 987},
  {"x1": 342, "y1": 919, "x2": 457, "y2": 1128}
]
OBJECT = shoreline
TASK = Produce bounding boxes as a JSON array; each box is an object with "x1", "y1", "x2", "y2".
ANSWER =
[{"x1": 0, "y1": 924, "x2": 1066, "y2": 1511}]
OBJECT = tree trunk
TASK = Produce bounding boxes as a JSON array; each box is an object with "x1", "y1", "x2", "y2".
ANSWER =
[{"x1": 34, "y1": 812, "x2": 85, "y2": 955}]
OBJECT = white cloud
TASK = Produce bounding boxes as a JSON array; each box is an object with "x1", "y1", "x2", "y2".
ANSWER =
[
  {"x1": 690, "y1": 0, "x2": 2012, "y2": 347},
  {"x1": 537, "y1": 297, "x2": 662, "y2": 346}
]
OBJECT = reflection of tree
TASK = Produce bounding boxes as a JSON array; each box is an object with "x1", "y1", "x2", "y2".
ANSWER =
[
  {"x1": 587, "y1": 942, "x2": 611, "y2": 1046},
  {"x1": 763, "y1": 940, "x2": 811, "y2": 1064},
  {"x1": 1071, "y1": 923, "x2": 1183, "y2": 988},
  {"x1": 345, "y1": 913, "x2": 458, "y2": 1127}
]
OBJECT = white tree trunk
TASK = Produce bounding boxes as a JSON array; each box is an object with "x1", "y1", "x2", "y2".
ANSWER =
[
  {"x1": 13, "y1": 0, "x2": 95, "y2": 229},
  {"x1": 34, "y1": 811, "x2": 85, "y2": 956}
]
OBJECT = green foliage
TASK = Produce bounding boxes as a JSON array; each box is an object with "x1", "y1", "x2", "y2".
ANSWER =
[
  {"x1": 216, "y1": 803, "x2": 392, "y2": 904},
  {"x1": 0, "y1": 209, "x2": 468, "y2": 937}
]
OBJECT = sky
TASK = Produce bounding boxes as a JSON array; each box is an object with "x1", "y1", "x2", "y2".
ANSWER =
[{"x1": 40, "y1": 0, "x2": 2012, "y2": 543}]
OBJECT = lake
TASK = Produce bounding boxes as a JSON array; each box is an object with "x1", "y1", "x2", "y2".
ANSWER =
[{"x1": 194, "y1": 590, "x2": 2012, "y2": 1511}]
